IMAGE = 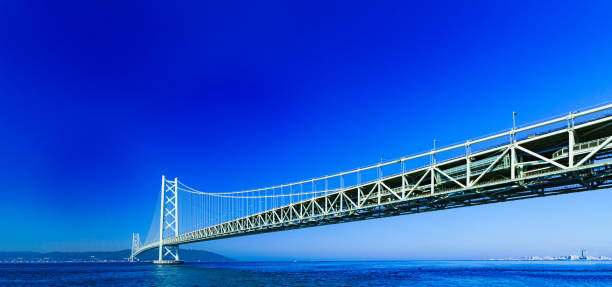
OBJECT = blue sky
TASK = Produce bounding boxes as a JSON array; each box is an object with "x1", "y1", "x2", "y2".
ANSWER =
[{"x1": 1, "y1": 1, "x2": 612, "y2": 259}]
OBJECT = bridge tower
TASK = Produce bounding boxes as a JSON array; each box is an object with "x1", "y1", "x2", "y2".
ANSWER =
[
  {"x1": 154, "y1": 175, "x2": 183, "y2": 264},
  {"x1": 129, "y1": 233, "x2": 140, "y2": 262}
]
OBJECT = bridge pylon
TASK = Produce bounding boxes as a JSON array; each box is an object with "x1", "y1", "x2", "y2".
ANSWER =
[
  {"x1": 154, "y1": 175, "x2": 183, "y2": 264},
  {"x1": 129, "y1": 233, "x2": 140, "y2": 262}
]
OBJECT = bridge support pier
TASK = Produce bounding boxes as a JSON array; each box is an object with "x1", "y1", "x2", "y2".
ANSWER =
[
  {"x1": 153, "y1": 260, "x2": 184, "y2": 265},
  {"x1": 154, "y1": 245, "x2": 183, "y2": 264}
]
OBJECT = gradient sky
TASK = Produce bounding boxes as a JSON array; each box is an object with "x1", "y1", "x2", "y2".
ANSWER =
[{"x1": 1, "y1": 1, "x2": 612, "y2": 260}]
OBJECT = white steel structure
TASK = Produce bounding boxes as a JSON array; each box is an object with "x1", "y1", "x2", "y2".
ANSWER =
[
  {"x1": 129, "y1": 233, "x2": 140, "y2": 262},
  {"x1": 153, "y1": 176, "x2": 180, "y2": 264},
  {"x1": 130, "y1": 103, "x2": 612, "y2": 263}
]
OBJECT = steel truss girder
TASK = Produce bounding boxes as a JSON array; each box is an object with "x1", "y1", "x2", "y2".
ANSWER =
[
  {"x1": 133, "y1": 113, "x2": 612, "y2": 257},
  {"x1": 144, "y1": 162, "x2": 610, "y2": 252}
]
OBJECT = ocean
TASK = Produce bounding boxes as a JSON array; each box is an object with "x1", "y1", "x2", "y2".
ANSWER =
[{"x1": 2, "y1": 260, "x2": 612, "y2": 286}]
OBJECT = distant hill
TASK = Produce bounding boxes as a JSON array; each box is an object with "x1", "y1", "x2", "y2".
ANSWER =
[{"x1": 0, "y1": 248, "x2": 232, "y2": 263}]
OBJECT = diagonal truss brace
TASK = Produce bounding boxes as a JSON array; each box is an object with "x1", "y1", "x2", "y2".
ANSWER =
[
  {"x1": 435, "y1": 167, "x2": 466, "y2": 188},
  {"x1": 470, "y1": 147, "x2": 510, "y2": 187},
  {"x1": 406, "y1": 168, "x2": 431, "y2": 198},
  {"x1": 515, "y1": 144, "x2": 567, "y2": 170},
  {"x1": 575, "y1": 136, "x2": 612, "y2": 167}
]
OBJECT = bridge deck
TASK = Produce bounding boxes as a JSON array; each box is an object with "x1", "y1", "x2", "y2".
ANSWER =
[{"x1": 134, "y1": 108, "x2": 612, "y2": 258}]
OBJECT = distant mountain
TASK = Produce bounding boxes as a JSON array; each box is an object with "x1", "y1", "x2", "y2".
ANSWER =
[{"x1": 0, "y1": 248, "x2": 233, "y2": 263}]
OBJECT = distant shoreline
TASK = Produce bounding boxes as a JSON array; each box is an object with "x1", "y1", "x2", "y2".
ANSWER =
[
  {"x1": 488, "y1": 259, "x2": 612, "y2": 261},
  {"x1": 0, "y1": 249, "x2": 233, "y2": 264}
]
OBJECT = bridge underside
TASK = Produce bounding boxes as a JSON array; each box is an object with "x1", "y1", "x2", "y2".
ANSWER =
[
  {"x1": 168, "y1": 163, "x2": 612, "y2": 245},
  {"x1": 133, "y1": 111, "x2": 612, "y2": 258}
]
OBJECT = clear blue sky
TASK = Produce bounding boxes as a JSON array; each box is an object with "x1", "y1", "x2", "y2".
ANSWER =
[{"x1": 1, "y1": 1, "x2": 612, "y2": 260}]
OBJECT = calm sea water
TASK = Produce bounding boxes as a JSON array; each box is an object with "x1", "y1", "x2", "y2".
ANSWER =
[{"x1": 2, "y1": 260, "x2": 612, "y2": 286}]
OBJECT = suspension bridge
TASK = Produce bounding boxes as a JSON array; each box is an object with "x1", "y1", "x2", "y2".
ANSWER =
[{"x1": 130, "y1": 104, "x2": 612, "y2": 264}]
